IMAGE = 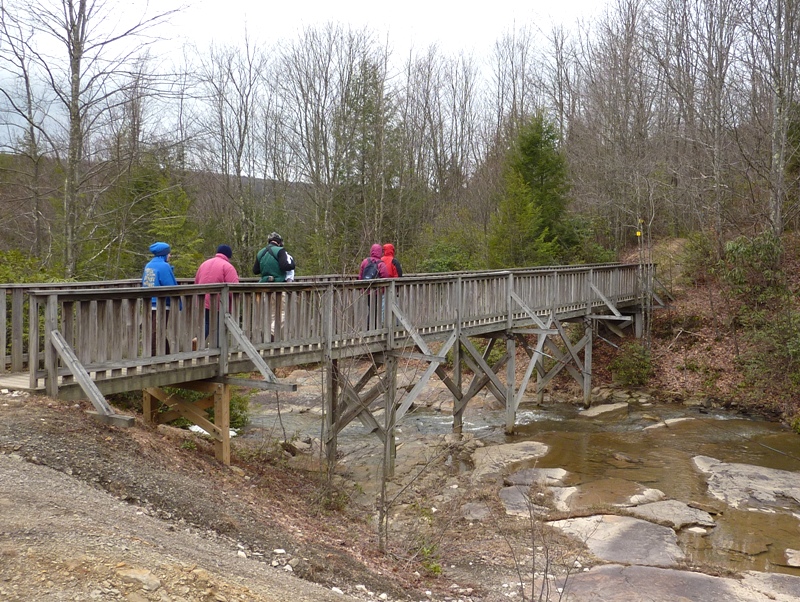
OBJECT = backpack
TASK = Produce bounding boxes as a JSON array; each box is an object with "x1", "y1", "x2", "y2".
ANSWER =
[{"x1": 362, "y1": 258, "x2": 380, "y2": 280}]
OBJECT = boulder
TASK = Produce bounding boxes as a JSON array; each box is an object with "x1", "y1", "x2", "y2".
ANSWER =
[
  {"x1": 498, "y1": 485, "x2": 549, "y2": 517},
  {"x1": 562, "y1": 564, "x2": 800, "y2": 602},
  {"x1": 579, "y1": 402, "x2": 628, "y2": 418},
  {"x1": 693, "y1": 455, "x2": 800, "y2": 511},
  {"x1": 548, "y1": 515, "x2": 684, "y2": 567},
  {"x1": 471, "y1": 441, "x2": 549, "y2": 484},
  {"x1": 504, "y1": 467, "x2": 568, "y2": 487},
  {"x1": 628, "y1": 499, "x2": 716, "y2": 529}
]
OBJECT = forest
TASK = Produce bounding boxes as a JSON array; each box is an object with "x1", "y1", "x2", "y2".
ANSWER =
[{"x1": 0, "y1": 0, "x2": 798, "y2": 284}]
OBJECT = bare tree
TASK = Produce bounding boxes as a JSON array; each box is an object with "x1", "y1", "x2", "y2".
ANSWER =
[
  {"x1": 277, "y1": 24, "x2": 392, "y2": 272},
  {"x1": 193, "y1": 36, "x2": 271, "y2": 255},
  {"x1": 0, "y1": 7, "x2": 54, "y2": 258},
  {"x1": 0, "y1": 0, "x2": 181, "y2": 277},
  {"x1": 743, "y1": 0, "x2": 800, "y2": 235}
]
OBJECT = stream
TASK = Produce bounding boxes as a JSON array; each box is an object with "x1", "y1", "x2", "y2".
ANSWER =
[{"x1": 244, "y1": 391, "x2": 800, "y2": 577}]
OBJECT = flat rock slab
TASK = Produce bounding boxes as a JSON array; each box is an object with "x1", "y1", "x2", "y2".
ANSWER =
[
  {"x1": 561, "y1": 477, "x2": 664, "y2": 511},
  {"x1": 693, "y1": 455, "x2": 800, "y2": 510},
  {"x1": 498, "y1": 485, "x2": 548, "y2": 517},
  {"x1": 784, "y1": 549, "x2": 800, "y2": 567},
  {"x1": 628, "y1": 499, "x2": 716, "y2": 529},
  {"x1": 549, "y1": 486, "x2": 578, "y2": 512},
  {"x1": 471, "y1": 441, "x2": 549, "y2": 484},
  {"x1": 643, "y1": 417, "x2": 695, "y2": 430},
  {"x1": 580, "y1": 402, "x2": 628, "y2": 418},
  {"x1": 563, "y1": 564, "x2": 800, "y2": 602},
  {"x1": 505, "y1": 467, "x2": 567, "y2": 487},
  {"x1": 548, "y1": 515, "x2": 684, "y2": 567}
]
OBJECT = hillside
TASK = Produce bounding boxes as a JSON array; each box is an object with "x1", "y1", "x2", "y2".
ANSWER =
[{"x1": 0, "y1": 393, "x2": 425, "y2": 602}]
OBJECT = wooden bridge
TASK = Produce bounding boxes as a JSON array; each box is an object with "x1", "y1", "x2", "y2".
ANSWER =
[{"x1": 0, "y1": 263, "x2": 658, "y2": 469}]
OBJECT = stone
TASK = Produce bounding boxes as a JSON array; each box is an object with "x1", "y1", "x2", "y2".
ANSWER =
[
  {"x1": 579, "y1": 402, "x2": 628, "y2": 418},
  {"x1": 562, "y1": 477, "x2": 663, "y2": 510},
  {"x1": 549, "y1": 486, "x2": 578, "y2": 512},
  {"x1": 785, "y1": 549, "x2": 800, "y2": 567},
  {"x1": 548, "y1": 515, "x2": 684, "y2": 567},
  {"x1": 498, "y1": 486, "x2": 549, "y2": 517},
  {"x1": 461, "y1": 502, "x2": 491, "y2": 521},
  {"x1": 628, "y1": 499, "x2": 716, "y2": 529},
  {"x1": 562, "y1": 564, "x2": 800, "y2": 602},
  {"x1": 627, "y1": 488, "x2": 666, "y2": 506},
  {"x1": 693, "y1": 455, "x2": 800, "y2": 511},
  {"x1": 643, "y1": 417, "x2": 694, "y2": 430},
  {"x1": 115, "y1": 568, "x2": 161, "y2": 591},
  {"x1": 504, "y1": 467, "x2": 567, "y2": 487},
  {"x1": 471, "y1": 441, "x2": 549, "y2": 484},
  {"x1": 742, "y1": 571, "x2": 800, "y2": 600}
]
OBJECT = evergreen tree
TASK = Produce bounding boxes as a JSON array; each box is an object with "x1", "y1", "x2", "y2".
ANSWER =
[{"x1": 489, "y1": 114, "x2": 569, "y2": 267}]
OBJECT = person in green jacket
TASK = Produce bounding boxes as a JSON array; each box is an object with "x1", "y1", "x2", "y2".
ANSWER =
[{"x1": 253, "y1": 232, "x2": 296, "y2": 283}]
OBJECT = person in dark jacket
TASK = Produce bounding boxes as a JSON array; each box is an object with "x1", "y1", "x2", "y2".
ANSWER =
[
  {"x1": 253, "y1": 232, "x2": 296, "y2": 283},
  {"x1": 381, "y1": 243, "x2": 403, "y2": 278}
]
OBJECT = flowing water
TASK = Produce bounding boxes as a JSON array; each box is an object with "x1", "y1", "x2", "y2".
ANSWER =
[{"x1": 246, "y1": 396, "x2": 800, "y2": 576}]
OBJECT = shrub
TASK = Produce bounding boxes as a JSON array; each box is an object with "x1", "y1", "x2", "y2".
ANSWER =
[
  {"x1": 609, "y1": 342, "x2": 652, "y2": 386},
  {"x1": 680, "y1": 231, "x2": 719, "y2": 286},
  {"x1": 716, "y1": 231, "x2": 785, "y2": 303}
]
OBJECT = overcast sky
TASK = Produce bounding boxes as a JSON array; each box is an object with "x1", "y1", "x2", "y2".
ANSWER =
[{"x1": 159, "y1": 0, "x2": 607, "y2": 58}]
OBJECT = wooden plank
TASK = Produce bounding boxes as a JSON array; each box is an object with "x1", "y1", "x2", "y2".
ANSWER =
[
  {"x1": 395, "y1": 329, "x2": 458, "y2": 421},
  {"x1": 50, "y1": 329, "x2": 133, "y2": 426},
  {"x1": 11, "y1": 288, "x2": 23, "y2": 371},
  {"x1": 225, "y1": 314, "x2": 279, "y2": 383},
  {"x1": 0, "y1": 289, "x2": 6, "y2": 372},
  {"x1": 213, "y1": 376, "x2": 297, "y2": 392},
  {"x1": 145, "y1": 387, "x2": 220, "y2": 437}
]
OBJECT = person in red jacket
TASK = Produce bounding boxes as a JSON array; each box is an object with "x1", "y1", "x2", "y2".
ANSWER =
[
  {"x1": 194, "y1": 244, "x2": 239, "y2": 339},
  {"x1": 359, "y1": 243, "x2": 389, "y2": 280},
  {"x1": 381, "y1": 243, "x2": 403, "y2": 278}
]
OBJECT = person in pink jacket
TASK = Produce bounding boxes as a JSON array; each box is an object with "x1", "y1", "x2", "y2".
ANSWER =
[{"x1": 194, "y1": 244, "x2": 239, "y2": 338}]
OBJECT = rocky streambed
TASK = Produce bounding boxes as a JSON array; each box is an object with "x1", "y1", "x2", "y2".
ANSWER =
[{"x1": 246, "y1": 370, "x2": 800, "y2": 601}]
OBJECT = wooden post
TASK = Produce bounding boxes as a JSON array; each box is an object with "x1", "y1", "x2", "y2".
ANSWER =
[
  {"x1": 583, "y1": 321, "x2": 593, "y2": 408},
  {"x1": 44, "y1": 295, "x2": 59, "y2": 398},
  {"x1": 322, "y1": 286, "x2": 338, "y2": 467},
  {"x1": 0, "y1": 288, "x2": 6, "y2": 373},
  {"x1": 11, "y1": 288, "x2": 24, "y2": 372},
  {"x1": 383, "y1": 280, "x2": 398, "y2": 476},
  {"x1": 505, "y1": 273, "x2": 516, "y2": 434},
  {"x1": 219, "y1": 286, "x2": 229, "y2": 376},
  {"x1": 453, "y1": 276, "x2": 464, "y2": 434},
  {"x1": 384, "y1": 352, "x2": 397, "y2": 478},
  {"x1": 28, "y1": 294, "x2": 40, "y2": 389},
  {"x1": 214, "y1": 383, "x2": 231, "y2": 465},
  {"x1": 142, "y1": 389, "x2": 158, "y2": 423}
]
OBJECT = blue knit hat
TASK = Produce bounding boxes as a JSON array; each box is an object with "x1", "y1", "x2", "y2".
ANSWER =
[
  {"x1": 217, "y1": 244, "x2": 232, "y2": 258},
  {"x1": 149, "y1": 242, "x2": 171, "y2": 256}
]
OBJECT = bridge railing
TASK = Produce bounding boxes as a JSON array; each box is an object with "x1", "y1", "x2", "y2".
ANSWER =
[{"x1": 14, "y1": 263, "x2": 651, "y2": 396}]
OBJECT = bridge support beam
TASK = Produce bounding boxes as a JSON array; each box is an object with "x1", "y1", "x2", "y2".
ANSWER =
[{"x1": 143, "y1": 381, "x2": 231, "y2": 465}]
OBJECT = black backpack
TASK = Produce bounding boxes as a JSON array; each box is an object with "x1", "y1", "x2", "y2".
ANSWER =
[{"x1": 362, "y1": 258, "x2": 380, "y2": 280}]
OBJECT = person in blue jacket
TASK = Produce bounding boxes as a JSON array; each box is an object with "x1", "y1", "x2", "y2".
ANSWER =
[{"x1": 142, "y1": 242, "x2": 178, "y2": 354}]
